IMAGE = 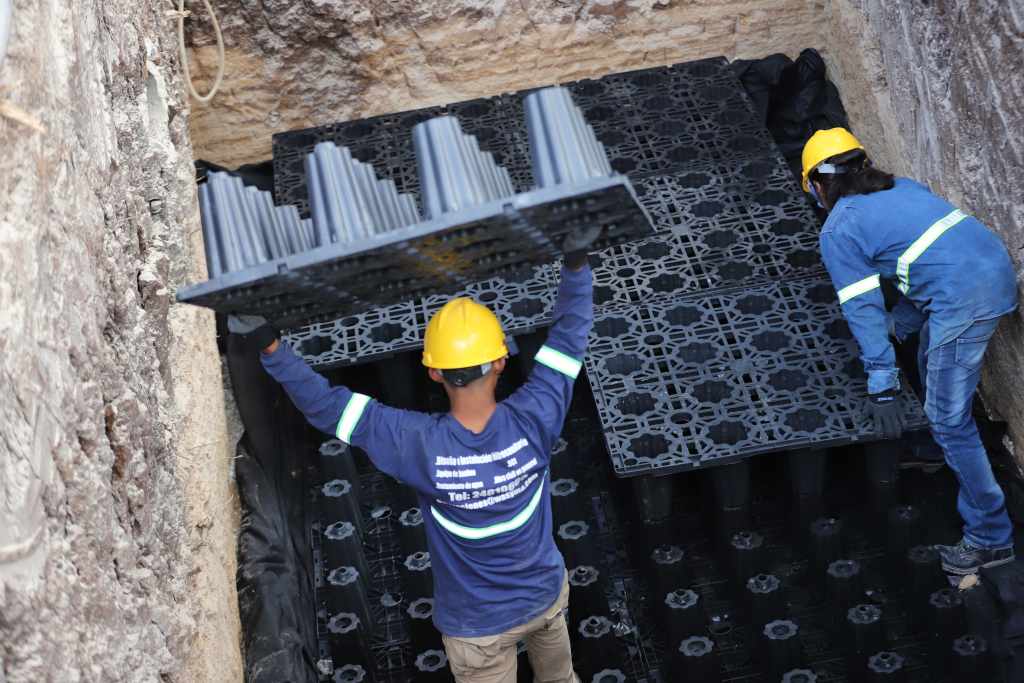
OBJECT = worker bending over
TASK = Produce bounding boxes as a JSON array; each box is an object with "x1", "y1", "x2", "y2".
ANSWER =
[
  {"x1": 230, "y1": 228, "x2": 599, "y2": 683},
  {"x1": 802, "y1": 128, "x2": 1017, "y2": 575}
]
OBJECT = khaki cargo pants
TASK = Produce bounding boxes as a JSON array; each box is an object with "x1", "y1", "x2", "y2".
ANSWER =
[{"x1": 442, "y1": 573, "x2": 581, "y2": 683}]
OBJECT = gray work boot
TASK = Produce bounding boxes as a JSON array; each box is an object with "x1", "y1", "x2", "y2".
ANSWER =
[{"x1": 934, "y1": 538, "x2": 1015, "y2": 575}]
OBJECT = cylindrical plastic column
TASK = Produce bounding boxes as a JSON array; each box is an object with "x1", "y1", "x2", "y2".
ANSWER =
[
  {"x1": 747, "y1": 574, "x2": 786, "y2": 633},
  {"x1": 927, "y1": 588, "x2": 966, "y2": 673},
  {"x1": 710, "y1": 460, "x2": 752, "y2": 551},
  {"x1": 551, "y1": 478, "x2": 586, "y2": 525},
  {"x1": 846, "y1": 604, "x2": 885, "y2": 682},
  {"x1": 809, "y1": 517, "x2": 844, "y2": 583},
  {"x1": 568, "y1": 565, "x2": 605, "y2": 626},
  {"x1": 661, "y1": 588, "x2": 704, "y2": 649},
  {"x1": 398, "y1": 506, "x2": 428, "y2": 555},
  {"x1": 951, "y1": 635, "x2": 992, "y2": 680},
  {"x1": 557, "y1": 520, "x2": 598, "y2": 568},
  {"x1": 402, "y1": 551, "x2": 434, "y2": 600},
  {"x1": 407, "y1": 597, "x2": 442, "y2": 652},
  {"x1": 865, "y1": 652, "x2": 906, "y2": 682},
  {"x1": 760, "y1": 619, "x2": 802, "y2": 680},
  {"x1": 650, "y1": 544, "x2": 691, "y2": 601},
  {"x1": 670, "y1": 636, "x2": 719, "y2": 683},
  {"x1": 325, "y1": 566, "x2": 374, "y2": 635},
  {"x1": 729, "y1": 530, "x2": 767, "y2": 591},
  {"x1": 826, "y1": 559, "x2": 864, "y2": 612},
  {"x1": 575, "y1": 616, "x2": 619, "y2": 679},
  {"x1": 787, "y1": 449, "x2": 827, "y2": 548},
  {"x1": 413, "y1": 649, "x2": 451, "y2": 683}
]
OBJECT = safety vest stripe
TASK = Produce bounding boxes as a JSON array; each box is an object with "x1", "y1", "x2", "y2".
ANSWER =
[
  {"x1": 335, "y1": 393, "x2": 371, "y2": 444},
  {"x1": 896, "y1": 209, "x2": 966, "y2": 294},
  {"x1": 430, "y1": 475, "x2": 547, "y2": 541},
  {"x1": 837, "y1": 274, "x2": 881, "y2": 305},
  {"x1": 535, "y1": 345, "x2": 583, "y2": 379}
]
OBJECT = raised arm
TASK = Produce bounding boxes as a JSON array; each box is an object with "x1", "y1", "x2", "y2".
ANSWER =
[
  {"x1": 231, "y1": 319, "x2": 433, "y2": 483},
  {"x1": 505, "y1": 262, "x2": 594, "y2": 454}
]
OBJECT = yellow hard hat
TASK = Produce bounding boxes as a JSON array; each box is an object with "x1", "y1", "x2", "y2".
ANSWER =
[
  {"x1": 422, "y1": 297, "x2": 508, "y2": 369},
  {"x1": 800, "y1": 128, "x2": 865, "y2": 192}
]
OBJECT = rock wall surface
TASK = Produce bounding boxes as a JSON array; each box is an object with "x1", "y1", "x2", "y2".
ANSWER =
[
  {"x1": 823, "y1": 1, "x2": 1024, "y2": 454},
  {"x1": 0, "y1": 1, "x2": 242, "y2": 681},
  {"x1": 186, "y1": 0, "x2": 829, "y2": 166}
]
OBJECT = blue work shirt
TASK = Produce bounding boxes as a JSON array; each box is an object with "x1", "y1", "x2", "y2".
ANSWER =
[
  {"x1": 820, "y1": 177, "x2": 1017, "y2": 393},
  {"x1": 260, "y1": 266, "x2": 593, "y2": 637}
]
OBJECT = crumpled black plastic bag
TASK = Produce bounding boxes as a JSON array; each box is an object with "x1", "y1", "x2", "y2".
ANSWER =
[
  {"x1": 732, "y1": 48, "x2": 850, "y2": 163},
  {"x1": 228, "y1": 335, "x2": 320, "y2": 683}
]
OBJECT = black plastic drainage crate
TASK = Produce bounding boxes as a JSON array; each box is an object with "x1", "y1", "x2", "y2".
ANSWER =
[{"x1": 270, "y1": 54, "x2": 928, "y2": 480}]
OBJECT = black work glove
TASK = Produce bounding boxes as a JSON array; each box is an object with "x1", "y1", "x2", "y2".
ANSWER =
[
  {"x1": 866, "y1": 388, "x2": 904, "y2": 440},
  {"x1": 227, "y1": 314, "x2": 278, "y2": 353},
  {"x1": 562, "y1": 224, "x2": 603, "y2": 270}
]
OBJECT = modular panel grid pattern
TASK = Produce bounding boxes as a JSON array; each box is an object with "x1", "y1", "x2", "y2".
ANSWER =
[
  {"x1": 586, "y1": 278, "x2": 929, "y2": 475},
  {"x1": 273, "y1": 55, "x2": 927, "y2": 473}
]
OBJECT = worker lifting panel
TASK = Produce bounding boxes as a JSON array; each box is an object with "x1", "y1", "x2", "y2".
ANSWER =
[{"x1": 176, "y1": 87, "x2": 653, "y2": 328}]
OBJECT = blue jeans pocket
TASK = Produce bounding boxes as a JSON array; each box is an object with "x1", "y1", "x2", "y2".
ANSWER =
[{"x1": 954, "y1": 335, "x2": 992, "y2": 371}]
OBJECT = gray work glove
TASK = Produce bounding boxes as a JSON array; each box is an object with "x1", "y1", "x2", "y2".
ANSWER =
[
  {"x1": 562, "y1": 224, "x2": 603, "y2": 270},
  {"x1": 866, "y1": 388, "x2": 904, "y2": 440},
  {"x1": 228, "y1": 314, "x2": 278, "y2": 352}
]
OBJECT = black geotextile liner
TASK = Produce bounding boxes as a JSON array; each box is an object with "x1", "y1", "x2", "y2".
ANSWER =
[
  {"x1": 731, "y1": 49, "x2": 850, "y2": 166},
  {"x1": 228, "y1": 335, "x2": 321, "y2": 683}
]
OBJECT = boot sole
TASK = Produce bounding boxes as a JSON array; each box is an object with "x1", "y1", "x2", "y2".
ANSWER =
[{"x1": 941, "y1": 554, "x2": 1015, "y2": 575}]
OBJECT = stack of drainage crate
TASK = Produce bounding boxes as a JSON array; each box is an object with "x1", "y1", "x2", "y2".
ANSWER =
[{"x1": 270, "y1": 57, "x2": 950, "y2": 682}]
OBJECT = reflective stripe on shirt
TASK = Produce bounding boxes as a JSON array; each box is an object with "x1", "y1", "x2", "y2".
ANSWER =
[
  {"x1": 534, "y1": 345, "x2": 583, "y2": 379},
  {"x1": 896, "y1": 209, "x2": 966, "y2": 294},
  {"x1": 430, "y1": 474, "x2": 547, "y2": 540},
  {"x1": 335, "y1": 393, "x2": 371, "y2": 443},
  {"x1": 837, "y1": 274, "x2": 881, "y2": 305}
]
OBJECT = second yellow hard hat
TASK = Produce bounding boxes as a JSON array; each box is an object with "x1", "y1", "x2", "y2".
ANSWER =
[{"x1": 801, "y1": 127, "x2": 865, "y2": 192}]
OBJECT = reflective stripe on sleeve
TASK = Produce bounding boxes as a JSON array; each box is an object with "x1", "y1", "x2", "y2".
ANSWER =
[
  {"x1": 534, "y1": 345, "x2": 583, "y2": 379},
  {"x1": 896, "y1": 209, "x2": 966, "y2": 294},
  {"x1": 430, "y1": 476, "x2": 547, "y2": 541},
  {"x1": 837, "y1": 274, "x2": 881, "y2": 305},
  {"x1": 335, "y1": 393, "x2": 371, "y2": 444}
]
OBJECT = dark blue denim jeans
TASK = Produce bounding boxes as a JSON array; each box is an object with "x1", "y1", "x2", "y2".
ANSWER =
[{"x1": 919, "y1": 317, "x2": 1013, "y2": 549}]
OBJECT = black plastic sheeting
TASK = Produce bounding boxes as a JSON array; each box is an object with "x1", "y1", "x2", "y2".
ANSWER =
[
  {"x1": 732, "y1": 49, "x2": 849, "y2": 166},
  {"x1": 228, "y1": 335, "x2": 321, "y2": 683}
]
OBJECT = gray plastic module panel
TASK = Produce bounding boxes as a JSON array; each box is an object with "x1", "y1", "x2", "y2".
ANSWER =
[
  {"x1": 179, "y1": 175, "x2": 649, "y2": 328},
  {"x1": 179, "y1": 88, "x2": 653, "y2": 327}
]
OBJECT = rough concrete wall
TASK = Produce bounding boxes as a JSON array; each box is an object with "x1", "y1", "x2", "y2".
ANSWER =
[
  {"x1": 185, "y1": 0, "x2": 829, "y2": 166},
  {"x1": 823, "y1": 1, "x2": 1024, "y2": 457},
  {"x1": 0, "y1": 1, "x2": 242, "y2": 681}
]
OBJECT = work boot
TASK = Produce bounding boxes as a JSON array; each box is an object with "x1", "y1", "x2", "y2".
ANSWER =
[{"x1": 934, "y1": 538, "x2": 1015, "y2": 575}]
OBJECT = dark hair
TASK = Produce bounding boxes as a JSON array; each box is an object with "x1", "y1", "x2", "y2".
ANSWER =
[{"x1": 811, "y1": 149, "x2": 895, "y2": 207}]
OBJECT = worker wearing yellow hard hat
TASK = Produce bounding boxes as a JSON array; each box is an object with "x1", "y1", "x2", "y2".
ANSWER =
[
  {"x1": 232, "y1": 224, "x2": 602, "y2": 682},
  {"x1": 421, "y1": 297, "x2": 509, "y2": 386},
  {"x1": 802, "y1": 127, "x2": 1017, "y2": 575}
]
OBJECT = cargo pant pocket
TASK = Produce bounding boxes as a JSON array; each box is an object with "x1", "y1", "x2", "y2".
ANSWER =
[{"x1": 443, "y1": 633, "x2": 505, "y2": 675}]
